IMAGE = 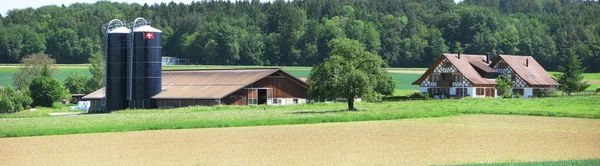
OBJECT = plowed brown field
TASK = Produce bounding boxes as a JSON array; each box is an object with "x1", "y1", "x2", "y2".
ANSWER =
[{"x1": 1, "y1": 115, "x2": 599, "y2": 165}]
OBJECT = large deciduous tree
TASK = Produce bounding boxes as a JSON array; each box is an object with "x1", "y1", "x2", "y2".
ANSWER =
[
  {"x1": 308, "y1": 38, "x2": 394, "y2": 111},
  {"x1": 13, "y1": 53, "x2": 57, "y2": 89}
]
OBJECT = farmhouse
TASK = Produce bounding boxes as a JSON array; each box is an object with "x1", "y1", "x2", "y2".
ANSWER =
[
  {"x1": 412, "y1": 53, "x2": 559, "y2": 98},
  {"x1": 83, "y1": 68, "x2": 308, "y2": 112}
]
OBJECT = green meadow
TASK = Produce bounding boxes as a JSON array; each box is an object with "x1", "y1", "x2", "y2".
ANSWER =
[
  {"x1": 456, "y1": 159, "x2": 600, "y2": 166},
  {"x1": 0, "y1": 68, "x2": 91, "y2": 87},
  {"x1": 0, "y1": 65, "x2": 598, "y2": 92},
  {"x1": 0, "y1": 95, "x2": 598, "y2": 137},
  {"x1": 0, "y1": 65, "x2": 424, "y2": 92}
]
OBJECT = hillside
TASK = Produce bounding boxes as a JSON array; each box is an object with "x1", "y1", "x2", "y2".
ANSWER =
[{"x1": 0, "y1": 0, "x2": 599, "y2": 72}]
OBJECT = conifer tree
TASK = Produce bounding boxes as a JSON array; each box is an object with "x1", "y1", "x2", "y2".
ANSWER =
[{"x1": 554, "y1": 50, "x2": 590, "y2": 95}]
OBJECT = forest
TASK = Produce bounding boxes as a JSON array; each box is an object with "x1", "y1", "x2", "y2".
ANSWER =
[{"x1": 0, "y1": 0, "x2": 599, "y2": 72}]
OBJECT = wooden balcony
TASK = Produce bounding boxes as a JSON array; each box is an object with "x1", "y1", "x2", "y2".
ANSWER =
[{"x1": 437, "y1": 80, "x2": 452, "y2": 87}]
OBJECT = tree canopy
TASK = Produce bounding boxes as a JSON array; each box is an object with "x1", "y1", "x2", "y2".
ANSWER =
[
  {"x1": 308, "y1": 38, "x2": 394, "y2": 110},
  {"x1": 0, "y1": 0, "x2": 599, "y2": 72},
  {"x1": 12, "y1": 53, "x2": 57, "y2": 89}
]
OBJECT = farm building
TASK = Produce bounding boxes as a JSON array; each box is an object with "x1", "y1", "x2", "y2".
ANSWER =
[
  {"x1": 161, "y1": 56, "x2": 189, "y2": 65},
  {"x1": 82, "y1": 68, "x2": 308, "y2": 112},
  {"x1": 412, "y1": 53, "x2": 559, "y2": 98}
]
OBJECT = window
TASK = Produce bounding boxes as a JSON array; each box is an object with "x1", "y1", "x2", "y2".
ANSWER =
[
  {"x1": 429, "y1": 88, "x2": 450, "y2": 96},
  {"x1": 454, "y1": 74, "x2": 463, "y2": 82},
  {"x1": 476, "y1": 88, "x2": 484, "y2": 96},
  {"x1": 248, "y1": 99, "x2": 258, "y2": 105},
  {"x1": 429, "y1": 74, "x2": 439, "y2": 82},
  {"x1": 293, "y1": 99, "x2": 298, "y2": 104},
  {"x1": 428, "y1": 88, "x2": 437, "y2": 95},
  {"x1": 456, "y1": 88, "x2": 467, "y2": 96}
]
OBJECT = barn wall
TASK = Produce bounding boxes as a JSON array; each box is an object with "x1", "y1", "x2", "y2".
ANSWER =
[
  {"x1": 249, "y1": 76, "x2": 307, "y2": 98},
  {"x1": 222, "y1": 90, "x2": 247, "y2": 105},
  {"x1": 156, "y1": 99, "x2": 220, "y2": 108},
  {"x1": 220, "y1": 75, "x2": 308, "y2": 106},
  {"x1": 86, "y1": 99, "x2": 107, "y2": 113}
]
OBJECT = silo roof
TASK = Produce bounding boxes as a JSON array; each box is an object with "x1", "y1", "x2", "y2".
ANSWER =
[
  {"x1": 109, "y1": 27, "x2": 130, "y2": 33},
  {"x1": 133, "y1": 25, "x2": 162, "y2": 33}
]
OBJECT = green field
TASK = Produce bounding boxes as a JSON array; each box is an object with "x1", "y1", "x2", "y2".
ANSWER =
[
  {"x1": 0, "y1": 65, "x2": 423, "y2": 91},
  {"x1": 0, "y1": 95, "x2": 597, "y2": 138},
  {"x1": 457, "y1": 159, "x2": 600, "y2": 166},
  {"x1": 548, "y1": 72, "x2": 600, "y2": 91},
  {"x1": 1, "y1": 65, "x2": 598, "y2": 92},
  {"x1": 0, "y1": 68, "x2": 91, "y2": 87}
]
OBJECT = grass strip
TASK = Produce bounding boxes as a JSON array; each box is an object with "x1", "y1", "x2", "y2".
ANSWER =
[
  {"x1": 0, "y1": 96, "x2": 598, "y2": 138},
  {"x1": 453, "y1": 159, "x2": 600, "y2": 166}
]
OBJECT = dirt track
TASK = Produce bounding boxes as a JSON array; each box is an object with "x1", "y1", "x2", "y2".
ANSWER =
[{"x1": 1, "y1": 115, "x2": 599, "y2": 165}]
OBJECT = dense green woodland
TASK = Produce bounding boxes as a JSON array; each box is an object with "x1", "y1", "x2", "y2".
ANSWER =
[{"x1": 0, "y1": 0, "x2": 600, "y2": 71}]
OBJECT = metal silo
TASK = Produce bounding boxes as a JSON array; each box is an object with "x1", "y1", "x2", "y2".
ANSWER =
[
  {"x1": 103, "y1": 19, "x2": 129, "y2": 113},
  {"x1": 128, "y1": 18, "x2": 162, "y2": 109}
]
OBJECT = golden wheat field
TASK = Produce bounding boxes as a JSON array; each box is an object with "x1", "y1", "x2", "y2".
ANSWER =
[{"x1": 1, "y1": 115, "x2": 599, "y2": 165}]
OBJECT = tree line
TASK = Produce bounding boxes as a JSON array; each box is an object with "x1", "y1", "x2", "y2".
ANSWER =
[{"x1": 1, "y1": 0, "x2": 599, "y2": 72}]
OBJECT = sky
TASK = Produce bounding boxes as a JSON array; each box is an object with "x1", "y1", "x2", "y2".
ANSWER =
[{"x1": 1, "y1": 0, "x2": 462, "y2": 17}]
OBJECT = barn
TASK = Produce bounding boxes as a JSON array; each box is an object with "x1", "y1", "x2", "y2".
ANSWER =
[{"x1": 82, "y1": 68, "x2": 308, "y2": 112}]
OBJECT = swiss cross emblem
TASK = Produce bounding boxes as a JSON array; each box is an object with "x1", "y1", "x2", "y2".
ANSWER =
[{"x1": 144, "y1": 32, "x2": 154, "y2": 40}]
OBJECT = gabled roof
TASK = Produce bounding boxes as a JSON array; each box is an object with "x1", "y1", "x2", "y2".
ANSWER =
[
  {"x1": 82, "y1": 68, "x2": 308, "y2": 100},
  {"x1": 82, "y1": 87, "x2": 105, "y2": 100},
  {"x1": 492, "y1": 55, "x2": 559, "y2": 86},
  {"x1": 413, "y1": 54, "x2": 496, "y2": 85}
]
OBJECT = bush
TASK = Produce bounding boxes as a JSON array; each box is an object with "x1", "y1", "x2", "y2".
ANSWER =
[
  {"x1": 409, "y1": 92, "x2": 431, "y2": 99},
  {"x1": 383, "y1": 92, "x2": 430, "y2": 101},
  {"x1": 29, "y1": 76, "x2": 67, "y2": 107},
  {"x1": 538, "y1": 89, "x2": 558, "y2": 98},
  {"x1": 64, "y1": 73, "x2": 90, "y2": 94},
  {"x1": 0, "y1": 94, "x2": 15, "y2": 113},
  {"x1": 0, "y1": 86, "x2": 32, "y2": 113}
]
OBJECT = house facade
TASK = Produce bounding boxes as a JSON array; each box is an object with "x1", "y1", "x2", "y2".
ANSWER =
[
  {"x1": 490, "y1": 55, "x2": 560, "y2": 97},
  {"x1": 413, "y1": 53, "x2": 559, "y2": 98}
]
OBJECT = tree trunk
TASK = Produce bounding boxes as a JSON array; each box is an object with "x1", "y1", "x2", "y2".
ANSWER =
[{"x1": 347, "y1": 97, "x2": 356, "y2": 111}]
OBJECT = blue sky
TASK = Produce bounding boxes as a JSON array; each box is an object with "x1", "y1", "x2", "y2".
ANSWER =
[{"x1": 2, "y1": 0, "x2": 462, "y2": 17}]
